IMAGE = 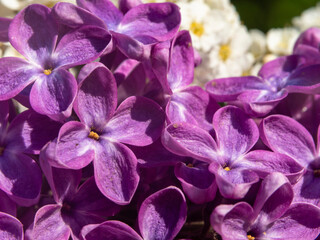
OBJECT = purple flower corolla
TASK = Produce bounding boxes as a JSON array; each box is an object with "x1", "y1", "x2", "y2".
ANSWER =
[
  {"x1": 80, "y1": 186, "x2": 187, "y2": 240},
  {"x1": 162, "y1": 105, "x2": 303, "y2": 199},
  {"x1": 0, "y1": 4, "x2": 111, "y2": 121},
  {"x1": 210, "y1": 172, "x2": 320, "y2": 240},
  {"x1": 45, "y1": 62, "x2": 165, "y2": 204},
  {"x1": 260, "y1": 114, "x2": 320, "y2": 206},
  {"x1": 0, "y1": 100, "x2": 61, "y2": 206},
  {"x1": 205, "y1": 54, "x2": 320, "y2": 117},
  {"x1": 151, "y1": 30, "x2": 219, "y2": 132},
  {"x1": 0, "y1": 17, "x2": 11, "y2": 42},
  {"x1": 30, "y1": 153, "x2": 120, "y2": 240},
  {"x1": 52, "y1": 0, "x2": 181, "y2": 61},
  {"x1": 0, "y1": 212, "x2": 23, "y2": 240}
]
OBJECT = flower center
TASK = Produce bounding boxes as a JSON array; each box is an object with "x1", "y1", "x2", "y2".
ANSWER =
[
  {"x1": 186, "y1": 163, "x2": 193, "y2": 168},
  {"x1": 247, "y1": 235, "x2": 255, "y2": 240},
  {"x1": 88, "y1": 130, "x2": 100, "y2": 141},
  {"x1": 224, "y1": 166, "x2": 231, "y2": 171},
  {"x1": 190, "y1": 21, "x2": 204, "y2": 37},
  {"x1": 0, "y1": 147, "x2": 4, "y2": 156},
  {"x1": 43, "y1": 69, "x2": 52, "y2": 75},
  {"x1": 219, "y1": 44, "x2": 231, "y2": 61},
  {"x1": 314, "y1": 169, "x2": 320, "y2": 178}
]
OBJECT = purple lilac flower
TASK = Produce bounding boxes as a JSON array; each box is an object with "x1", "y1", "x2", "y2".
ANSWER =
[
  {"x1": 162, "y1": 105, "x2": 303, "y2": 199},
  {"x1": 151, "y1": 30, "x2": 219, "y2": 133},
  {"x1": 44, "y1": 62, "x2": 165, "y2": 204},
  {"x1": 205, "y1": 54, "x2": 320, "y2": 117},
  {"x1": 211, "y1": 172, "x2": 320, "y2": 240},
  {"x1": 30, "y1": 153, "x2": 119, "y2": 240},
  {"x1": 53, "y1": 0, "x2": 181, "y2": 61},
  {"x1": 80, "y1": 186, "x2": 187, "y2": 240},
  {"x1": 0, "y1": 4, "x2": 111, "y2": 121},
  {"x1": 260, "y1": 114, "x2": 320, "y2": 205},
  {"x1": 0, "y1": 212, "x2": 23, "y2": 240}
]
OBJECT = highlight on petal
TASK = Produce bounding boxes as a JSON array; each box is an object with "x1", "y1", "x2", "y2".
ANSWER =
[
  {"x1": 29, "y1": 68, "x2": 77, "y2": 121},
  {"x1": 74, "y1": 62, "x2": 117, "y2": 129},
  {"x1": 104, "y1": 96, "x2": 165, "y2": 146},
  {"x1": 0, "y1": 212, "x2": 23, "y2": 240},
  {"x1": 139, "y1": 186, "x2": 187, "y2": 240},
  {"x1": 93, "y1": 139, "x2": 139, "y2": 205}
]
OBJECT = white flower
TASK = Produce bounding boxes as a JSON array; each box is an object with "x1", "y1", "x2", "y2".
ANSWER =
[
  {"x1": 0, "y1": 0, "x2": 75, "y2": 10},
  {"x1": 292, "y1": 3, "x2": 320, "y2": 31},
  {"x1": 266, "y1": 27, "x2": 300, "y2": 56},
  {"x1": 249, "y1": 29, "x2": 267, "y2": 61}
]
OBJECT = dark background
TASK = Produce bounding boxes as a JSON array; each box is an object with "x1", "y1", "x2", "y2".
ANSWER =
[{"x1": 231, "y1": 0, "x2": 319, "y2": 32}]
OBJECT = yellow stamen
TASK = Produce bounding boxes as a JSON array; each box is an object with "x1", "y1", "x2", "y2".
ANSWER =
[
  {"x1": 219, "y1": 44, "x2": 231, "y2": 61},
  {"x1": 190, "y1": 21, "x2": 204, "y2": 37},
  {"x1": 224, "y1": 166, "x2": 231, "y2": 171},
  {"x1": 43, "y1": 69, "x2": 52, "y2": 75},
  {"x1": 173, "y1": 123, "x2": 179, "y2": 128},
  {"x1": 247, "y1": 235, "x2": 255, "y2": 240},
  {"x1": 88, "y1": 131, "x2": 99, "y2": 141}
]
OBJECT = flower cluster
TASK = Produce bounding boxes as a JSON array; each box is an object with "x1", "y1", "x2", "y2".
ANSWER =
[{"x1": 0, "y1": 0, "x2": 320, "y2": 240}]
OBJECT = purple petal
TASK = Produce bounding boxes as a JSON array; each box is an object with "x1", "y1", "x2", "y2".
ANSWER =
[
  {"x1": 54, "y1": 26, "x2": 111, "y2": 69},
  {"x1": 294, "y1": 27, "x2": 320, "y2": 51},
  {"x1": 81, "y1": 221, "x2": 142, "y2": 240},
  {"x1": 77, "y1": 0, "x2": 123, "y2": 31},
  {"x1": 52, "y1": 2, "x2": 106, "y2": 29},
  {"x1": 74, "y1": 63, "x2": 117, "y2": 129},
  {"x1": 8, "y1": 4, "x2": 57, "y2": 65},
  {"x1": 0, "y1": 57, "x2": 41, "y2": 101},
  {"x1": 0, "y1": 152, "x2": 41, "y2": 206},
  {"x1": 175, "y1": 162, "x2": 217, "y2": 204},
  {"x1": 54, "y1": 121, "x2": 95, "y2": 169},
  {"x1": 167, "y1": 86, "x2": 219, "y2": 132},
  {"x1": 6, "y1": 110, "x2": 62, "y2": 154},
  {"x1": 139, "y1": 186, "x2": 187, "y2": 240},
  {"x1": 0, "y1": 101, "x2": 9, "y2": 134},
  {"x1": 94, "y1": 139, "x2": 139, "y2": 205},
  {"x1": 31, "y1": 205, "x2": 70, "y2": 240},
  {"x1": 213, "y1": 106, "x2": 259, "y2": 160},
  {"x1": 260, "y1": 114, "x2": 316, "y2": 167},
  {"x1": 162, "y1": 122, "x2": 218, "y2": 163},
  {"x1": 119, "y1": 0, "x2": 142, "y2": 14},
  {"x1": 104, "y1": 96, "x2": 165, "y2": 146},
  {"x1": 265, "y1": 203, "x2": 320, "y2": 240},
  {"x1": 0, "y1": 17, "x2": 11, "y2": 42},
  {"x1": 0, "y1": 212, "x2": 23, "y2": 240},
  {"x1": 211, "y1": 165, "x2": 259, "y2": 199},
  {"x1": 167, "y1": 30, "x2": 194, "y2": 90},
  {"x1": 240, "y1": 150, "x2": 305, "y2": 184},
  {"x1": 286, "y1": 64, "x2": 320, "y2": 94},
  {"x1": 0, "y1": 189, "x2": 16, "y2": 216},
  {"x1": 253, "y1": 172, "x2": 293, "y2": 227},
  {"x1": 30, "y1": 68, "x2": 77, "y2": 121},
  {"x1": 119, "y1": 3, "x2": 180, "y2": 43},
  {"x1": 113, "y1": 58, "x2": 140, "y2": 86},
  {"x1": 205, "y1": 76, "x2": 264, "y2": 102}
]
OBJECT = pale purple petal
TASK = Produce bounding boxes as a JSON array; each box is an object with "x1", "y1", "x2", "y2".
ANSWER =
[
  {"x1": 77, "y1": 0, "x2": 123, "y2": 31},
  {"x1": 294, "y1": 27, "x2": 320, "y2": 51},
  {"x1": 265, "y1": 203, "x2": 320, "y2": 240},
  {"x1": 139, "y1": 186, "x2": 187, "y2": 240},
  {"x1": 167, "y1": 30, "x2": 194, "y2": 90},
  {"x1": 162, "y1": 122, "x2": 218, "y2": 164},
  {"x1": 212, "y1": 106, "x2": 259, "y2": 160},
  {"x1": 0, "y1": 212, "x2": 23, "y2": 240},
  {"x1": 0, "y1": 17, "x2": 11, "y2": 42},
  {"x1": 118, "y1": 3, "x2": 180, "y2": 43},
  {"x1": 175, "y1": 162, "x2": 217, "y2": 204},
  {"x1": 104, "y1": 96, "x2": 165, "y2": 146},
  {"x1": 31, "y1": 205, "x2": 70, "y2": 240},
  {"x1": 253, "y1": 172, "x2": 293, "y2": 228},
  {"x1": 94, "y1": 139, "x2": 139, "y2": 205},
  {"x1": 74, "y1": 63, "x2": 117, "y2": 129},
  {"x1": 52, "y1": 2, "x2": 106, "y2": 29},
  {"x1": 6, "y1": 110, "x2": 62, "y2": 154},
  {"x1": 54, "y1": 26, "x2": 111, "y2": 69},
  {"x1": 54, "y1": 121, "x2": 95, "y2": 169},
  {"x1": 119, "y1": 0, "x2": 142, "y2": 14},
  {"x1": 240, "y1": 150, "x2": 305, "y2": 184},
  {"x1": 8, "y1": 4, "x2": 57, "y2": 65},
  {"x1": 260, "y1": 114, "x2": 316, "y2": 167},
  {"x1": 81, "y1": 221, "x2": 142, "y2": 240},
  {"x1": 0, "y1": 152, "x2": 41, "y2": 206},
  {"x1": 0, "y1": 57, "x2": 41, "y2": 101},
  {"x1": 205, "y1": 76, "x2": 264, "y2": 102},
  {"x1": 30, "y1": 68, "x2": 77, "y2": 121}
]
